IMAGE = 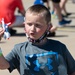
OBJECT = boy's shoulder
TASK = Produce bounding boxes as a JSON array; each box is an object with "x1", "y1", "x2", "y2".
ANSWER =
[
  {"x1": 48, "y1": 39, "x2": 63, "y2": 44},
  {"x1": 14, "y1": 41, "x2": 29, "y2": 48},
  {"x1": 48, "y1": 39, "x2": 66, "y2": 47}
]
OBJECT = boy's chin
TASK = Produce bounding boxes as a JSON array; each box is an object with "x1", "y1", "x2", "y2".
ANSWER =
[
  {"x1": 30, "y1": 38, "x2": 38, "y2": 40},
  {"x1": 29, "y1": 36, "x2": 38, "y2": 40}
]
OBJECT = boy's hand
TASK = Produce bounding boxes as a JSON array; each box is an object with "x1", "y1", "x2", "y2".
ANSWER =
[{"x1": 0, "y1": 27, "x2": 4, "y2": 41}]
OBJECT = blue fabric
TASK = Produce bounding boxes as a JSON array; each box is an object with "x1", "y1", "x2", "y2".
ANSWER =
[{"x1": 34, "y1": 0, "x2": 44, "y2": 5}]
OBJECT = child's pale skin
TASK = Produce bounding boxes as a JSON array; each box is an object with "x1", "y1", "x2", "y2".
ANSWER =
[{"x1": 24, "y1": 11, "x2": 51, "y2": 40}]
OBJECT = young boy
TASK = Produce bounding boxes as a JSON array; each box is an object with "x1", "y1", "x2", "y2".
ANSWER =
[{"x1": 0, "y1": 5, "x2": 75, "y2": 75}]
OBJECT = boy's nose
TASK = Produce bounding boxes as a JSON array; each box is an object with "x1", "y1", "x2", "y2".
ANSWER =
[{"x1": 31, "y1": 25, "x2": 35, "y2": 31}]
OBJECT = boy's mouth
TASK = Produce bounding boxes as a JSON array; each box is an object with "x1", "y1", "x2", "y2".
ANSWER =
[{"x1": 30, "y1": 33, "x2": 35, "y2": 36}]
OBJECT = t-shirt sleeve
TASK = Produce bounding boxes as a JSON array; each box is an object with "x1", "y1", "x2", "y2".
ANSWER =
[
  {"x1": 5, "y1": 45, "x2": 20, "y2": 73},
  {"x1": 62, "y1": 44, "x2": 75, "y2": 74}
]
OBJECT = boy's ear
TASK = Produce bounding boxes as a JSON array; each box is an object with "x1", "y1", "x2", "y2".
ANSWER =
[
  {"x1": 23, "y1": 22, "x2": 25, "y2": 25},
  {"x1": 48, "y1": 23, "x2": 52, "y2": 30},
  {"x1": 24, "y1": 27, "x2": 26, "y2": 33},
  {"x1": 23, "y1": 22, "x2": 26, "y2": 32},
  {"x1": 24, "y1": 24, "x2": 26, "y2": 33}
]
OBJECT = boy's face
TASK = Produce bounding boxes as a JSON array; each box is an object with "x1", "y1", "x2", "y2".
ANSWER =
[{"x1": 24, "y1": 11, "x2": 48, "y2": 40}]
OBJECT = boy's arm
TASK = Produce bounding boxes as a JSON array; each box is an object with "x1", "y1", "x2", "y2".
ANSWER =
[
  {"x1": 0, "y1": 56, "x2": 10, "y2": 69},
  {"x1": 0, "y1": 48, "x2": 10, "y2": 69},
  {"x1": 0, "y1": 27, "x2": 10, "y2": 69}
]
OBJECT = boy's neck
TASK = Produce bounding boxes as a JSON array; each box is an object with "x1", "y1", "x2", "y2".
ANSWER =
[{"x1": 32, "y1": 38, "x2": 47, "y2": 46}]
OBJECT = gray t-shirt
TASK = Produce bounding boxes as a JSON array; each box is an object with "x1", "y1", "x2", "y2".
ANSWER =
[{"x1": 5, "y1": 39, "x2": 75, "y2": 75}]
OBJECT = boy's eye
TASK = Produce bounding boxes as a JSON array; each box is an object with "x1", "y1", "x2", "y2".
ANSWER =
[
  {"x1": 27, "y1": 23, "x2": 32, "y2": 26},
  {"x1": 35, "y1": 24, "x2": 42, "y2": 28},
  {"x1": 26, "y1": 23, "x2": 43, "y2": 28}
]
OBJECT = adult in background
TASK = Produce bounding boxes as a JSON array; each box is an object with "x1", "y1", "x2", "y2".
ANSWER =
[
  {"x1": 0, "y1": 0, "x2": 25, "y2": 35},
  {"x1": 42, "y1": 0, "x2": 50, "y2": 9}
]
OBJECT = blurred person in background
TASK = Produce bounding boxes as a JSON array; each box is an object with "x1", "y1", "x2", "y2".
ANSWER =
[
  {"x1": 0, "y1": 0, "x2": 25, "y2": 36},
  {"x1": 42, "y1": 0, "x2": 50, "y2": 9},
  {"x1": 60, "y1": 0, "x2": 71, "y2": 17}
]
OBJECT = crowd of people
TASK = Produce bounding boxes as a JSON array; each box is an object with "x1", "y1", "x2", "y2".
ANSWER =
[{"x1": 0, "y1": 0, "x2": 75, "y2": 75}]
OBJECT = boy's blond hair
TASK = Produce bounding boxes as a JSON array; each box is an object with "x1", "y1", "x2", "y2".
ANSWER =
[{"x1": 26, "y1": 4, "x2": 51, "y2": 24}]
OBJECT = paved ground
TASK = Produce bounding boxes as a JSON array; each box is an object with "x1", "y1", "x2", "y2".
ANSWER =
[{"x1": 0, "y1": 0, "x2": 75, "y2": 75}]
